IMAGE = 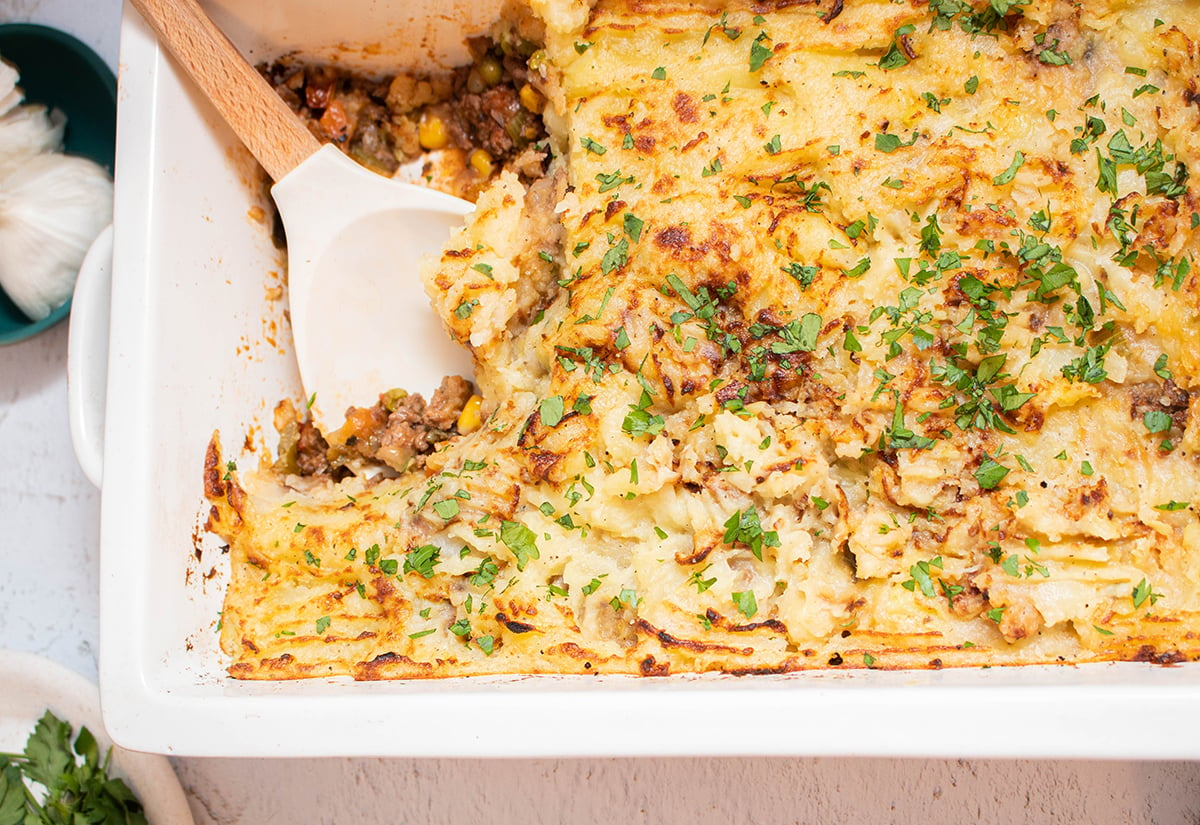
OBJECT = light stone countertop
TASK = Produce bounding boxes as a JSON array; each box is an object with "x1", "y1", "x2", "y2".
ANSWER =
[{"x1": 1, "y1": 2, "x2": 1198, "y2": 823}]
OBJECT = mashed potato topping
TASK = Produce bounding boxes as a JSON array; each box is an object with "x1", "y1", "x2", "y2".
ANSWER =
[{"x1": 207, "y1": 0, "x2": 1200, "y2": 678}]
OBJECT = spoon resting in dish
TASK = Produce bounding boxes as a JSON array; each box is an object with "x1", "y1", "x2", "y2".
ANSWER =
[{"x1": 128, "y1": 0, "x2": 475, "y2": 434}]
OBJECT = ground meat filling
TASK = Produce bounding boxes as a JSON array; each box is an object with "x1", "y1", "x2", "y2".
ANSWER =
[
  {"x1": 261, "y1": 34, "x2": 549, "y2": 202},
  {"x1": 276, "y1": 376, "x2": 476, "y2": 479}
]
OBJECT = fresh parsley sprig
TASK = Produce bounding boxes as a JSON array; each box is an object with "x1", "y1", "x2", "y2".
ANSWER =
[{"x1": 0, "y1": 711, "x2": 146, "y2": 825}]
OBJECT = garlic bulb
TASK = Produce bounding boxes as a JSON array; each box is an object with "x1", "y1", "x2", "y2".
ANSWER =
[
  {"x1": 0, "y1": 153, "x2": 113, "y2": 320},
  {"x1": 0, "y1": 59, "x2": 20, "y2": 117},
  {"x1": 0, "y1": 104, "x2": 66, "y2": 179}
]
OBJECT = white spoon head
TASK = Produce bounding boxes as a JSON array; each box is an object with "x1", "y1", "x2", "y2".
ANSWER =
[{"x1": 273, "y1": 145, "x2": 474, "y2": 432}]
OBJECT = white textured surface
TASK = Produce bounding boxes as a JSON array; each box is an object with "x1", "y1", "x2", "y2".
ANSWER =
[
  {"x1": 0, "y1": 324, "x2": 101, "y2": 677},
  {"x1": 173, "y1": 758, "x2": 1200, "y2": 824},
  {"x1": 2, "y1": 1, "x2": 1200, "y2": 822}
]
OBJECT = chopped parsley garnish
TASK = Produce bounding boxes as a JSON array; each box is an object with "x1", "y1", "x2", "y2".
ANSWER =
[
  {"x1": 1143, "y1": 410, "x2": 1172, "y2": 434},
  {"x1": 601, "y1": 237, "x2": 629, "y2": 274},
  {"x1": 991, "y1": 151, "x2": 1025, "y2": 185},
  {"x1": 540, "y1": 396, "x2": 565, "y2": 427},
  {"x1": 596, "y1": 169, "x2": 634, "y2": 193},
  {"x1": 932, "y1": 353, "x2": 1033, "y2": 433},
  {"x1": 500, "y1": 520, "x2": 539, "y2": 571},
  {"x1": 842, "y1": 257, "x2": 872, "y2": 278},
  {"x1": 403, "y1": 544, "x2": 441, "y2": 579},
  {"x1": 1132, "y1": 578, "x2": 1163, "y2": 609},
  {"x1": 688, "y1": 564, "x2": 717, "y2": 593},
  {"x1": 723, "y1": 506, "x2": 780, "y2": 561},
  {"x1": 1061, "y1": 342, "x2": 1111, "y2": 384},
  {"x1": 749, "y1": 32, "x2": 774, "y2": 72},
  {"x1": 874, "y1": 131, "x2": 918, "y2": 153},
  {"x1": 782, "y1": 262, "x2": 818, "y2": 288},
  {"x1": 975, "y1": 455, "x2": 1010, "y2": 490},
  {"x1": 432, "y1": 499, "x2": 460, "y2": 520},
  {"x1": 878, "y1": 24, "x2": 916, "y2": 70},
  {"x1": 610, "y1": 588, "x2": 642, "y2": 611},
  {"x1": 622, "y1": 389, "x2": 666, "y2": 438},
  {"x1": 623, "y1": 212, "x2": 644, "y2": 242},
  {"x1": 901, "y1": 556, "x2": 943, "y2": 598},
  {"x1": 732, "y1": 590, "x2": 758, "y2": 619},
  {"x1": 470, "y1": 556, "x2": 499, "y2": 587},
  {"x1": 883, "y1": 393, "x2": 935, "y2": 451}
]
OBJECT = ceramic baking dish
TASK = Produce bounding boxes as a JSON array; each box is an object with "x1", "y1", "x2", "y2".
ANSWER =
[{"x1": 83, "y1": 0, "x2": 1200, "y2": 758}]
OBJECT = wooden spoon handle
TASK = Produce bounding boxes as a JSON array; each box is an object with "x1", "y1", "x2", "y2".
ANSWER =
[{"x1": 129, "y1": 0, "x2": 320, "y2": 181}]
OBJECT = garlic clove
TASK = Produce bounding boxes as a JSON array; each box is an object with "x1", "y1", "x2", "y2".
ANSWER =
[
  {"x1": 0, "y1": 104, "x2": 66, "y2": 179},
  {"x1": 0, "y1": 153, "x2": 113, "y2": 321}
]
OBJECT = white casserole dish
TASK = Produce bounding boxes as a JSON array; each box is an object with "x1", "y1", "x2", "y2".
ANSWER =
[{"x1": 88, "y1": 0, "x2": 1200, "y2": 758}]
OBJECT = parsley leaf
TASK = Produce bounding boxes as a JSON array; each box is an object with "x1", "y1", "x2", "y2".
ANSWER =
[
  {"x1": 901, "y1": 556, "x2": 943, "y2": 598},
  {"x1": 623, "y1": 212, "x2": 644, "y2": 242},
  {"x1": 723, "y1": 506, "x2": 781, "y2": 561},
  {"x1": 580, "y1": 136, "x2": 606, "y2": 155},
  {"x1": 782, "y1": 262, "x2": 818, "y2": 288},
  {"x1": 500, "y1": 520, "x2": 540, "y2": 571},
  {"x1": 732, "y1": 590, "x2": 759, "y2": 619},
  {"x1": 432, "y1": 499, "x2": 459, "y2": 520},
  {"x1": 1132, "y1": 578, "x2": 1162, "y2": 609},
  {"x1": 601, "y1": 237, "x2": 629, "y2": 274},
  {"x1": 622, "y1": 389, "x2": 665, "y2": 438},
  {"x1": 403, "y1": 544, "x2": 441, "y2": 578},
  {"x1": 875, "y1": 131, "x2": 918, "y2": 153},
  {"x1": 1143, "y1": 410, "x2": 1172, "y2": 434},
  {"x1": 540, "y1": 396, "x2": 565, "y2": 427},
  {"x1": 878, "y1": 24, "x2": 916, "y2": 70},
  {"x1": 992, "y1": 151, "x2": 1025, "y2": 185},
  {"x1": 975, "y1": 456, "x2": 1010, "y2": 490},
  {"x1": 749, "y1": 32, "x2": 774, "y2": 72}
]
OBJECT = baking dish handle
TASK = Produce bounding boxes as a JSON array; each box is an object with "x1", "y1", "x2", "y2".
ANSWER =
[{"x1": 67, "y1": 223, "x2": 113, "y2": 488}]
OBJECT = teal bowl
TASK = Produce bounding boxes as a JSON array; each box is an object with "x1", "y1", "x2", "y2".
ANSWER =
[{"x1": 0, "y1": 23, "x2": 116, "y2": 345}]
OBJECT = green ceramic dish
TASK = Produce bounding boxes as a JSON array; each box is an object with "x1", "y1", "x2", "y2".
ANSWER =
[{"x1": 0, "y1": 23, "x2": 116, "y2": 345}]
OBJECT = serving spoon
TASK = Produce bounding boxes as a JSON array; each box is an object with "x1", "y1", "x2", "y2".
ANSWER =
[{"x1": 129, "y1": 0, "x2": 475, "y2": 434}]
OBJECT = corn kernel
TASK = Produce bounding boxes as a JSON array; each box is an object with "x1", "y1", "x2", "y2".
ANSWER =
[
  {"x1": 518, "y1": 83, "x2": 545, "y2": 114},
  {"x1": 457, "y1": 395, "x2": 483, "y2": 433},
  {"x1": 417, "y1": 113, "x2": 449, "y2": 150},
  {"x1": 469, "y1": 148, "x2": 495, "y2": 178}
]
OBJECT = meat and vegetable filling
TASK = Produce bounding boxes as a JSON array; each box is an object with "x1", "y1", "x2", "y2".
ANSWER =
[{"x1": 261, "y1": 34, "x2": 550, "y2": 202}]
